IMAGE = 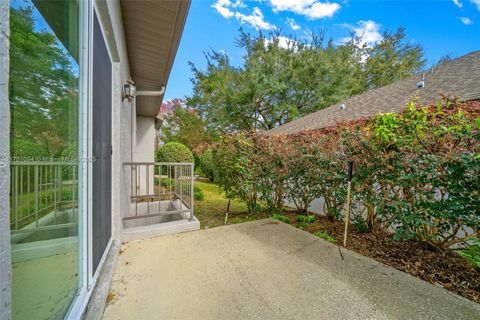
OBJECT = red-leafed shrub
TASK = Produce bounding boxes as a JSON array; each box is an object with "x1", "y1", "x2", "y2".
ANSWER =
[{"x1": 213, "y1": 100, "x2": 480, "y2": 247}]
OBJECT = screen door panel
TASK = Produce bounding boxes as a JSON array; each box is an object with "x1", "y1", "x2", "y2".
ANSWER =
[{"x1": 92, "y1": 12, "x2": 112, "y2": 274}]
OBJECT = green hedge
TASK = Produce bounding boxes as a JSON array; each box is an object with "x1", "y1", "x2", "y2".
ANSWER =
[
  {"x1": 213, "y1": 101, "x2": 480, "y2": 248},
  {"x1": 199, "y1": 149, "x2": 215, "y2": 181},
  {"x1": 156, "y1": 142, "x2": 194, "y2": 163},
  {"x1": 156, "y1": 142, "x2": 194, "y2": 175}
]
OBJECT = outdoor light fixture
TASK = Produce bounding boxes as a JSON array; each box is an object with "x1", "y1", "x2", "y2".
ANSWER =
[{"x1": 123, "y1": 78, "x2": 136, "y2": 102}]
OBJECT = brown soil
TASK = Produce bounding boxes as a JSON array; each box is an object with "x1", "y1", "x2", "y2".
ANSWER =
[{"x1": 282, "y1": 211, "x2": 480, "y2": 303}]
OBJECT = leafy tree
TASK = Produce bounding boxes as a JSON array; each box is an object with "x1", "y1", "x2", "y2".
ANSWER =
[
  {"x1": 9, "y1": 6, "x2": 79, "y2": 158},
  {"x1": 364, "y1": 27, "x2": 425, "y2": 89},
  {"x1": 188, "y1": 29, "x2": 364, "y2": 132},
  {"x1": 188, "y1": 28, "x2": 424, "y2": 132},
  {"x1": 160, "y1": 99, "x2": 214, "y2": 154}
]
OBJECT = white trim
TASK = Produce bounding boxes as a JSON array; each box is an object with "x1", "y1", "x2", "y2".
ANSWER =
[
  {"x1": 69, "y1": 2, "x2": 116, "y2": 318},
  {"x1": 90, "y1": 3, "x2": 114, "y2": 280},
  {"x1": 93, "y1": 0, "x2": 115, "y2": 65},
  {"x1": 65, "y1": 0, "x2": 92, "y2": 318},
  {"x1": 65, "y1": 237, "x2": 114, "y2": 320},
  {"x1": 91, "y1": 238, "x2": 114, "y2": 285},
  {"x1": 87, "y1": 0, "x2": 95, "y2": 290}
]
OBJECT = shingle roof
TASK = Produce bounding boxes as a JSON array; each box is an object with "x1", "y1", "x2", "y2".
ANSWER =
[{"x1": 269, "y1": 51, "x2": 480, "y2": 135}]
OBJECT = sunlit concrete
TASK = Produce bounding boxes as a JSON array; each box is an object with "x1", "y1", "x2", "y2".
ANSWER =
[{"x1": 103, "y1": 219, "x2": 480, "y2": 320}]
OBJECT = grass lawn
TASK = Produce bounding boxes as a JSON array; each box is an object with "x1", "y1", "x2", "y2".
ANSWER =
[{"x1": 194, "y1": 181, "x2": 270, "y2": 229}]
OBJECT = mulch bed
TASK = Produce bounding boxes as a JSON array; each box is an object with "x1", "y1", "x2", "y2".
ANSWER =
[{"x1": 281, "y1": 211, "x2": 480, "y2": 303}]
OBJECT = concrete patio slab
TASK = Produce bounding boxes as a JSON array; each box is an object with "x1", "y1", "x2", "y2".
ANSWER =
[{"x1": 103, "y1": 219, "x2": 480, "y2": 320}]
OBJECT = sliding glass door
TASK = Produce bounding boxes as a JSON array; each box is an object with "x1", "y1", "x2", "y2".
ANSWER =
[{"x1": 9, "y1": 0, "x2": 83, "y2": 318}]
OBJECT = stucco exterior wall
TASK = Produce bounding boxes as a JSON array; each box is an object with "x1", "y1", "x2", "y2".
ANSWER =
[
  {"x1": 101, "y1": 0, "x2": 133, "y2": 239},
  {"x1": 133, "y1": 116, "x2": 155, "y2": 196},
  {"x1": 0, "y1": 1, "x2": 11, "y2": 318},
  {"x1": 134, "y1": 116, "x2": 155, "y2": 163},
  {"x1": 100, "y1": 0, "x2": 157, "y2": 234}
]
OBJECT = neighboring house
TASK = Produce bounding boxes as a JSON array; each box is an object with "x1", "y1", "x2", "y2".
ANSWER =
[
  {"x1": 269, "y1": 51, "x2": 480, "y2": 136},
  {"x1": 269, "y1": 50, "x2": 480, "y2": 215},
  {"x1": 0, "y1": 1, "x2": 196, "y2": 319}
]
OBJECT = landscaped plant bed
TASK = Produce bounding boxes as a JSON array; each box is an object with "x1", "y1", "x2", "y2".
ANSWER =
[{"x1": 278, "y1": 211, "x2": 480, "y2": 303}]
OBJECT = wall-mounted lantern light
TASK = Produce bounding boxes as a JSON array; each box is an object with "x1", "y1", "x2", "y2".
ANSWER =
[{"x1": 123, "y1": 78, "x2": 136, "y2": 102}]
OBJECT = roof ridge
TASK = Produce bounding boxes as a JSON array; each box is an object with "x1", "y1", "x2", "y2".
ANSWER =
[{"x1": 269, "y1": 50, "x2": 480, "y2": 135}]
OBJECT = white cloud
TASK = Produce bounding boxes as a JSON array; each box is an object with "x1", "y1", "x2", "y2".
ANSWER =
[
  {"x1": 235, "y1": 7, "x2": 276, "y2": 30},
  {"x1": 212, "y1": 3, "x2": 234, "y2": 18},
  {"x1": 307, "y1": 2, "x2": 341, "y2": 19},
  {"x1": 453, "y1": 0, "x2": 462, "y2": 8},
  {"x1": 265, "y1": 36, "x2": 300, "y2": 49},
  {"x1": 471, "y1": 0, "x2": 480, "y2": 10},
  {"x1": 216, "y1": 0, "x2": 245, "y2": 8},
  {"x1": 269, "y1": 0, "x2": 341, "y2": 19},
  {"x1": 341, "y1": 20, "x2": 383, "y2": 48},
  {"x1": 460, "y1": 16, "x2": 474, "y2": 24},
  {"x1": 286, "y1": 17, "x2": 301, "y2": 30},
  {"x1": 212, "y1": 1, "x2": 276, "y2": 30}
]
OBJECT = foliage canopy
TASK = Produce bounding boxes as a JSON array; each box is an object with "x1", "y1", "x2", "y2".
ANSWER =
[
  {"x1": 10, "y1": 7, "x2": 78, "y2": 158},
  {"x1": 212, "y1": 100, "x2": 480, "y2": 248},
  {"x1": 188, "y1": 28, "x2": 424, "y2": 132}
]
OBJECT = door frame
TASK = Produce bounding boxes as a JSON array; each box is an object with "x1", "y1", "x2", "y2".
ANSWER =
[
  {"x1": 90, "y1": 2, "x2": 114, "y2": 283},
  {"x1": 67, "y1": 1, "x2": 115, "y2": 318},
  {"x1": 65, "y1": 0, "x2": 91, "y2": 318}
]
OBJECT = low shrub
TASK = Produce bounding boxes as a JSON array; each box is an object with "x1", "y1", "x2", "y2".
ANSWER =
[
  {"x1": 194, "y1": 165, "x2": 205, "y2": 177},
  {"x1": 272, "y1": 213, "x2": 290, "y2": 224},
  {"x1": 156, "y1": 142, "x2": 194, "y2": 163},
  {"x1": 352, "y1": 216, "x2": 369, "y2": 233},
  {"x1": 313, "y1": 230, "x2": 337, "y2": 244},
  {"x1": 156, "y1": 142, "x2": 194, "y2": 176},
  {"x1": 154, "y1": 177, "x2": 175, "y2": 187},
  {"x1": 194, "y1": 189, "x2": 204, "y2": 201},
  {"x1": 296, "y1": 215, "x2": 316, "y2": 224},
  {"x1": 459, "y1": 239, "x2": 480, "y2": 269}
]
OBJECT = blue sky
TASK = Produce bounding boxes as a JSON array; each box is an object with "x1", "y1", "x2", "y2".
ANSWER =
[{"x1": 165, "y1": 0, "x2": 480, "y2": 100}]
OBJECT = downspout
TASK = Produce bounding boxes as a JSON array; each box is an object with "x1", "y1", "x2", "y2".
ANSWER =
[{"x1": 130, "y1": 95, "x2": 135, "y2": 163}]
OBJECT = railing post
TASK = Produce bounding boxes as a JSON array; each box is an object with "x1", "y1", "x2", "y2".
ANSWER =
[
  {"x1": 73, "y1": 163, "x2": 76, "y2": 220},
  {"x1": 190, "y1": 163, "x2": 194, "y2": 221},
  {"x1": 54, "y1": 164, "x2": 57, "y2": 224},
  {"x1": 174, "y1": 165, "x2": 177, "y2": 197},
  {"x1": 135, "y1": 164, "x2": 138, "y2": 216},
  {"x1": 146, "y1": 164, "x2": 150, "y2": 214},
  {"x1": 34, "y1": 165, "x2": 39, "y2": 227},
  {"x1": 14, "y1": 165, "x2": 18, "y2": 230},
  {"x1": 59, "y1": 164, "x2": 63, "y2": 205},
  {"x1": 27, "y1": 166, "x2": 30, "y2": 218},
  {"x1": 20, "y1": 166, "x2": 23, "y2": 223}
]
